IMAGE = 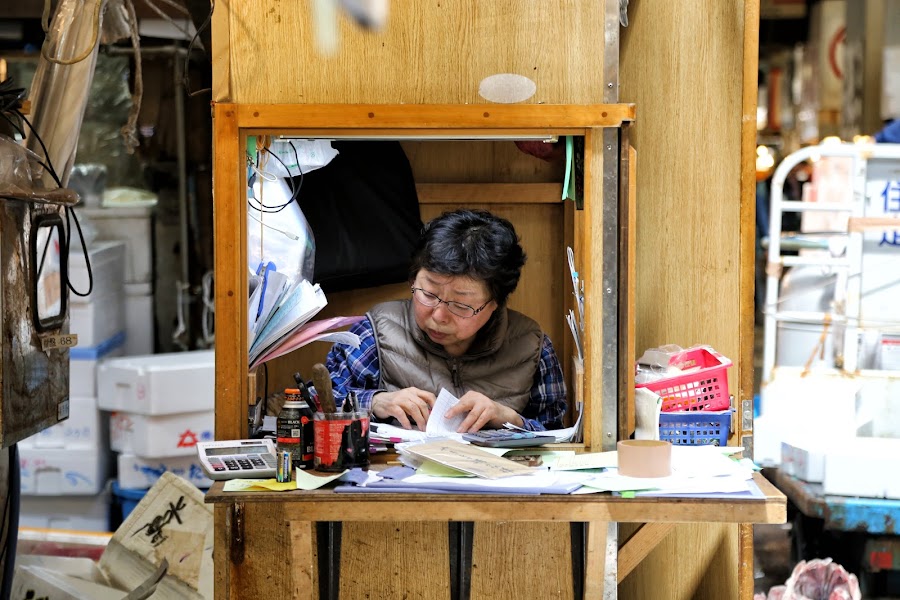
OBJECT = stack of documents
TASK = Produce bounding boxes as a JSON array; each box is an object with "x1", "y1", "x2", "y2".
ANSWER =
[{"x1": 247, "y1": 269, "x2": 363, "y2": 368}]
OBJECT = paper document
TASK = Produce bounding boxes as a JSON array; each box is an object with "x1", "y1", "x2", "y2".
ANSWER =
[
  {"x1": 553, "y1": 451, "x2": 617, "y2": 471},
  {"x1": 427, "y1": 388, "x2": 467, "y2": 435},
  {"x1": 403, "y1": 440, "x2": 535, "y2": 479},
  {"x1": 249, "y1": 279, "x2": 328, "y2": 363}
]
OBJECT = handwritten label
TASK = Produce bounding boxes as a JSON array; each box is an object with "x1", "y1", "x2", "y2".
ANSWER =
[
  {"x1": 40, "y1": 334, "x2": 77, "y2": 351},
  {"x1": 132, "y1": 495, "x2": 187, "y2": 547}
]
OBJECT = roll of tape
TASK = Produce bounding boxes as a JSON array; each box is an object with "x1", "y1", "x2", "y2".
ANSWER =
[{"x1": 617, "y1": 440, "x2": 672, "y2": 478}]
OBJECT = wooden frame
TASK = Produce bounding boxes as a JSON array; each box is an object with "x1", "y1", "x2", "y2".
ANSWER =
[
  {"x1": 213, "y1": 102, "x2": 636, "y2": 448},
  {"x1": 206, "y1": 472, "x2": 786, "y2": 600}
]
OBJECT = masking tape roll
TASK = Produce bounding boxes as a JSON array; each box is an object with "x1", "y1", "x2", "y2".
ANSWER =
[{"x1": 617, "y1": 440, "x2": 672, "y2": 478}]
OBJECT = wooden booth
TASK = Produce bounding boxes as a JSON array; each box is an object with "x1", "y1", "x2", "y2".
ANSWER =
[{"x1": 210, "y1": 1, "x2": 783, "y2": 599}]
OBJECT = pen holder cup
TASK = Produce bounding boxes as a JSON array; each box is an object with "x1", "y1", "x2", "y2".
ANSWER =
[{"x1": 314, "y1": 411, "x2": 370, "y2": 472}]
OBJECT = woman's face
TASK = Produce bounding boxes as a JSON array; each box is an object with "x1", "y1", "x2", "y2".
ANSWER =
[{"x1": 411, "y1": 270, "x2": 497, "y2": 357}]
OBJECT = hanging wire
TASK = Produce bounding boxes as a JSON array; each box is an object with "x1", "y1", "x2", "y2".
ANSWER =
[
  {"x1": 183, "y1": 0, "x2": 215, "y2": 97},
  {"x1": 5, "y1": 105, "x2": 94, "y2": 297}
]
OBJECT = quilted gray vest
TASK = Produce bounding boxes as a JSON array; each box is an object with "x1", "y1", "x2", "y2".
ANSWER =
[{"x1": 367, "y1": 300, "x2": 542, "y2": 413}]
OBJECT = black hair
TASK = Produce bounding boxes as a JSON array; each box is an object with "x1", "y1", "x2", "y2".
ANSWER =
[{"x1": 408, "y1": 209, "x2": 526, "y2": 307}]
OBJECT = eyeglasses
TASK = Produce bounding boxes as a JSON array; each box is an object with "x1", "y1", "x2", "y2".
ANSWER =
[{"x1": 411, "y1": 287, "x2": 491, "y2": 318}]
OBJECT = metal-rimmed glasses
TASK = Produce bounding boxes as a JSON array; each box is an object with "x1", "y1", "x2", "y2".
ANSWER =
[{"x1": 411, "y1": 287, "x2": 491, "y2": 318}]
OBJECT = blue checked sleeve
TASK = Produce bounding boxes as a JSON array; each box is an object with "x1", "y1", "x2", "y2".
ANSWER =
[
  {"x1": 324, "y1": 318, "x2": 383, "y2": 412},
  {"x1": 519, "y1": 334, "x2": 568, "y2": 431}
]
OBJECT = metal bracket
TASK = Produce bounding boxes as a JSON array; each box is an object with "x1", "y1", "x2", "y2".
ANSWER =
[{"x1": 741, "y1": 398, "x2": 753, "y2": 432}]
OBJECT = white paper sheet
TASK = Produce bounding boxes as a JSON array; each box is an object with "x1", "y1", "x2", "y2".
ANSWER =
[{"x1": 426, "y1": 388, "x2": 467, "y2": 436}]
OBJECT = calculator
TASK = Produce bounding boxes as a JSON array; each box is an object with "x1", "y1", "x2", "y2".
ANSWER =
[
  {"x1": 462, "y1": 430, "x2": 556, "y2": 448},
  {"x1": 196, "y1": 439, "x2": 278, "y2": 480}
]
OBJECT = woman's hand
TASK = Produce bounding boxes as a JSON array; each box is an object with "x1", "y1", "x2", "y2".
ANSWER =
[
  {"x1": 444, "y1": 391, "x2": 524, "y2": 433},
  {"x1": 371, "y1": 388, "x2": 436, "y2": 431}
]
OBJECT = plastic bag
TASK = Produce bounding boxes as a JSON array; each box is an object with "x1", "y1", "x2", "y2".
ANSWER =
[
  {"x1": 247, "y1": 149, "x2": 315, "y2": 286},
  {"x1": 635, "y1": 344, "x2": 686, "y2": 385}
]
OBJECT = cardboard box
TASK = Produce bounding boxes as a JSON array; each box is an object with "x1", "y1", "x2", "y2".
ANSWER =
[
  {"x1": 20, "y1": 395, "x2": 104, "y2": 450},
  {"x1": 117, "y1": 453, "x2": 213, "y2": 490},
  {"x1": 20, "y1": 446, "x2": 110, "y2": 495},
  {"x1": 99, "y1": 472, "x2": 212, "y2": 599},
  {"x1": 109, "y1": 410, "x2": 214, "y2": 458},
  {"x1": 98, "y1": 350, "x2": 214, "y2": 415}
]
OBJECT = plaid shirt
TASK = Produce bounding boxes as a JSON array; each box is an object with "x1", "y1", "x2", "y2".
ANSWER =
[{"x1": 325, "y1": 317, "x2": 567, "y2": 431}]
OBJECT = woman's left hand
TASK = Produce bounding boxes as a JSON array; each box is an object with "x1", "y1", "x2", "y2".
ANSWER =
[{"x1": 444, "y1": 391, "x2": 524, "y2": 433}]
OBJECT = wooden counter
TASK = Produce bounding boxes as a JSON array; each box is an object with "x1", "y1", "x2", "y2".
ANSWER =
[{"x1": 206, "y1": 472, "x2": 786, "y2": 599}]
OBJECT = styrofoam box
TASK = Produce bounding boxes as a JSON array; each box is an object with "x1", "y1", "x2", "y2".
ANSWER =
[
  {"x1": 19, "y1": 396, "x2": 103, "y2": 450},
  {"x1": 69, "y1": 291, "x2": 124, "y2": 348},
  {"x1": 823, "y1": 437, "x2": 900, "y2": 499},
  {"x1": 80, "y1": 204, "x2": 154, "y2": 284},
  {"x1": 109, "y1": 410, "x2": 214, "y2": 458},
  {"x1": 97, "y1": 349, "x2": 214, "y2": 415},
  {"x1": 20, "y1": 446, "x2": 109, "y2": 495},
  {"x1": 69, "y1": 331, "x2": 125, "y2": 397},
  {"x1": 68, "y1": 240, "x2": 125, "y2": 304},
  {"x1": 19, "y1": 490, "x2": 111, "y2": 532},
  {"x1": 123, "y1": 282, "x2": 154, "y2": 356},
  {"x1": 117, "y1": 453, "x2": 212, "y2": 490},
  {"x1": 780, "y1": 440, "x2": 826, "y2": 483}
]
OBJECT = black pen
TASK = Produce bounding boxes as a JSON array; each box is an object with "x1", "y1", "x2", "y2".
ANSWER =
[{"x1": 293, "y1": 372, "x2": 322, "y2": 412}]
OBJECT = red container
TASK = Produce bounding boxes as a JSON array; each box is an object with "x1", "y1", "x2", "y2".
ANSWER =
[{"x1": 636, "y1": 346, "x2": 731, "y2": 412}]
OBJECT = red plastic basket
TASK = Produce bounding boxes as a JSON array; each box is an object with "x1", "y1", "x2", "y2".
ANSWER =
[{"x1": 636, "y1": 346, "x2": 732, "y2": 412}]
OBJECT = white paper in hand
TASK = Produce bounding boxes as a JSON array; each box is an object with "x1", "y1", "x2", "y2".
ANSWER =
[{"x1": 426, "y1": 389, "x2": 467, "y2": 436}]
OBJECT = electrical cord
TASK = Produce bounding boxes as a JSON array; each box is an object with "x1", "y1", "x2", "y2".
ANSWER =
[
  {"x1": 183, "y1": 0, "x2": 214, "y2": 97},
  {"x1": 246, "y1": 144, "x2": 305, "y2": 213},
  {"x1": 1, "y1": 103, "x2": 95, "y2": 297}
]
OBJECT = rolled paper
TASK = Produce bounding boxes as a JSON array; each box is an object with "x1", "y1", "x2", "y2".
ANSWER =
[{"x1": 617, "y1": 439, "x2": 672, "y2": 478}]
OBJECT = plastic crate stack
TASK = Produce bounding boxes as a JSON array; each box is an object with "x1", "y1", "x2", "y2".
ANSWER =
[{"x1": 636, "y1": 346, "x2": 733, "y2": 446}]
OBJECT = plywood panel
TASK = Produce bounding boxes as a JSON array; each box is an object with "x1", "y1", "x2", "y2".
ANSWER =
[
  {"x1": 340, "y1": 522, "x2": 451, "y2": 599},
  {"x1": 401, "y1": 141, "x2": 564, "y2": 184},
  {"x1": 471, "y1": 523, "x2": 574, "y2": 600},
  {"x1": 618, "y1": 523, "x2": 738, "y2": 600},
  {"x1": 619, "y1": 0, "x2": 755, "y2": 597},
  {"x1": 214, "y1": 503, "x2": 310, "y2": 600},
  {"x1": 215, "y1": 1, "x2": 606, "y2": 104}
]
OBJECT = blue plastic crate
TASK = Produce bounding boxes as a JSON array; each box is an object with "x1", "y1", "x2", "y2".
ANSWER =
[{"x1": 658, "y1": 410, "x2": 731, "y2": 446}]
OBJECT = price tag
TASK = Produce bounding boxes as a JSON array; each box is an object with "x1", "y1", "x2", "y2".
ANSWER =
[{"x1": 41, "y1": 334, "x2": 78, "y2": 351}]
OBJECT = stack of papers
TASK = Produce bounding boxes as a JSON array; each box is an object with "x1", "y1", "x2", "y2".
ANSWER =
[{"x1": 247, "y1": 271, "x2": 364, "y2": 368}]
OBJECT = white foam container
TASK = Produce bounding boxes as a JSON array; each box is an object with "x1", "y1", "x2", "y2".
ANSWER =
[
  {"x1": 68, "y1": 240, "x2": 125, "y2": 304},
  {"x1": 109, "y1": 410, "x2": 214, "y2": 457},
  {"x1": 97, "y1": 350, "x2": 214, "y2": 415},
  {"x1": 823, "y1": 437, "x2": 900, "y2": 499},
  {"x1": 117, "y1": 453, "x2": 213, "y2": 490},
  {"x1": 69, "y1": 332, "x2": 125, "y2": 397},
  {"x1": 19, "y1": 446, "x2": 109, "y2": 495},
  {"x1": 19, "y1": 396, "x2": 104, "y2": 450},
  {"x1": 79, "y1": 204, "x2": 155, "y2": 284},
  {"x1": 19, "y1": 491, "x2": 111, "y2": 532},
  {"x1": 69, "y1": 294, "x2": 125, "y2": 348},
  {"x1": 123, "y1": 282, "x2": 154, "y2": 356}
]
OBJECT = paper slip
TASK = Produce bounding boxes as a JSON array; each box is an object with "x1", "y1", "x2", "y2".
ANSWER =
[
  {"x1": 222, "y1": 469, "x2": 346, "y2": 492},
  {"x1": 553, "y1": 451, "x2": 617, "y2": 471},
  {"x1": 403, "y1": 440, "x2": 535, "y2": 479},
  {"x1": 426, "y1": 388, "x2": 467, "y2": 435}
]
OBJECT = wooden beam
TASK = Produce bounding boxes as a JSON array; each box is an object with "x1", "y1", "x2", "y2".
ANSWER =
[
  {"x1": 416, "y1": 183, "x2": 563, "y2": 205},
  {"x1": 584, "y1": 521, "x2": 610, "y2": 600},
  {"x1": 617, "y1": 523, "x2": 675, "y2": 583},
  {"x1": 230, "y1": 103, "x2": 636, "y2": 130}
]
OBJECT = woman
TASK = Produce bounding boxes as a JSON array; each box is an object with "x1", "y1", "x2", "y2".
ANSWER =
[{"x1": 325, "y1": 209, "x2": 567, "y2": 432}]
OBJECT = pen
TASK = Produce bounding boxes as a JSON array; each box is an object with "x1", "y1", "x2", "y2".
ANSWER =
[{"x1": 293, "y1": 372, "x2": 322, "y2": 412}]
